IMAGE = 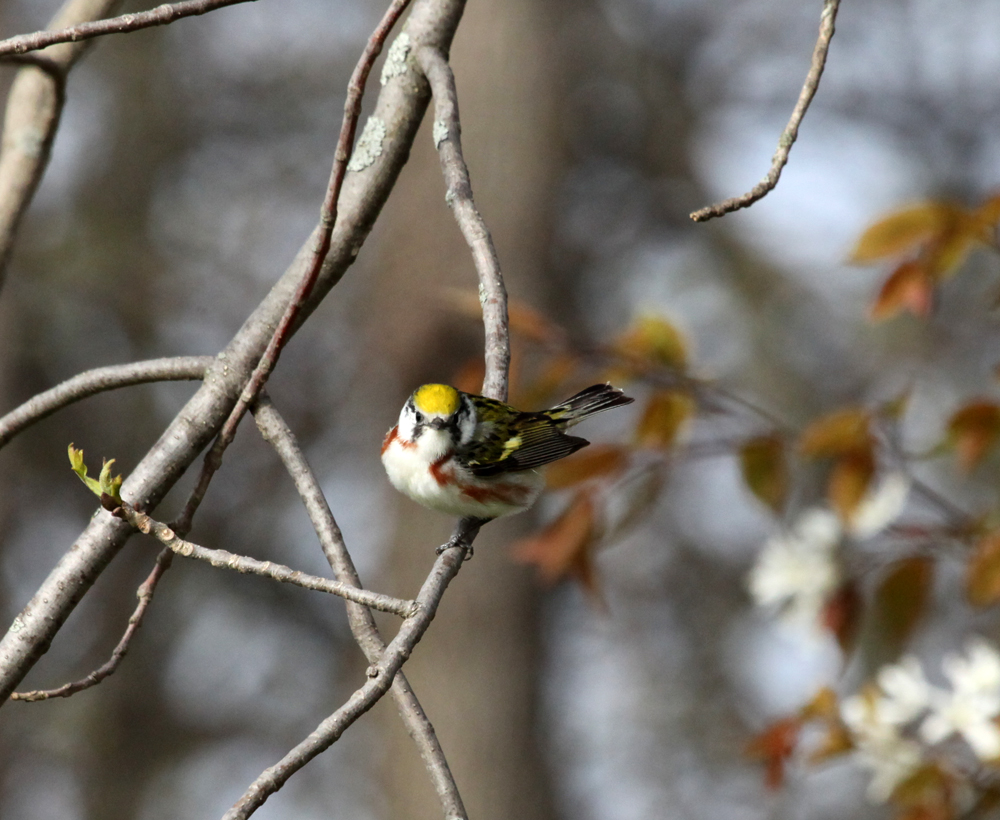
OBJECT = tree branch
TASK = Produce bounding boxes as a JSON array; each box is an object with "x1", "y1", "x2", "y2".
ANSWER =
[
  {"x1": 416, "y1": 44, "x2": 509, "y2": 402},
  {"x1": 0, "y1": 0, "x2": 254, "y2": 58},
  {"x1": 9, "y1": 547, "x2": 173, "y2": 702},
  {"x1": 689, "y1": 0, "x2": 840, "y2": 222},
  {"x1": 106, "y1": 498, "x2": 415, "y2": 617},
  {"x1": 253, "y1": 396, "x2": 468, "y2": 820},
  {"x1": 0, "y1": 0, "x2": 125, "y2": 288},
  {"x1": 0, "y1": 0, "x2": 465, "y2": 705},
  {"x1": 0, "y1": 356, "x2": 212, "y2": 448},
  {"x1": 171, "y1": 0, "x2": 414, "y2": 536},
  {"x1": 223, "y1": 519, "x2": 479, "y2": 820},
  {"x1": 224, "y1": 39, "x2": 521, "y2": 815}
]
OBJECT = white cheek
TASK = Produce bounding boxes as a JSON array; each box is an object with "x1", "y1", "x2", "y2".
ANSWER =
[{"x1": 398, "y1": 408, "x2": 417, "y2": 440}]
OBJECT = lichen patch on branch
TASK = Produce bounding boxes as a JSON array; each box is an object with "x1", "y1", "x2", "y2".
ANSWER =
[{"x1": 347, "y1": 117, "x2": 388, "y2": 172}]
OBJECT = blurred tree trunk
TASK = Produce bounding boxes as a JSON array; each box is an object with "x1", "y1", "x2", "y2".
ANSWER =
[{"x1": 368, "y1": 1, "x2": 565, "y2": 818}]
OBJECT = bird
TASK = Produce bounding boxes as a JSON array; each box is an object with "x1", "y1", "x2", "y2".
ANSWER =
[{"x1": 381, "y1": 382, "x2": 634, "y2": 520}]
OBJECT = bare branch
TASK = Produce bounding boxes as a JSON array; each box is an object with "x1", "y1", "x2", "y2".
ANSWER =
[
  {"x1": 416, "y1": 45, "x2": 509, "y2": 402},
  {"x1": 0, "y1": 0, "x2": 465, "y2": 711},
  {"x1": 106, "y1": 499, "x2": 416, "y2": 617},
  {"x1": 0, "y1": 0, "x2": 125, "y2": 288},
  {"x1": 253, "y1": 396, "x2": 468, "y2": 820},
  {"x1": 0, "y1": 0, "x2": 254, "y2": 58},
  {"x1": 172, "y1": 0, "x2": 414, "y2": 536},
  {"x1": 689, "y1": 0, "x2": 840, "y2": 222},
  {"x1": 9, "y1": 548, "x2": 173, "y2": 702},
  {"x1": 0, "y1": 356, "x2": 212, "y2": 448},
  {"x1": 223, "y1": 520, "x2": 479, "y2": 820}
]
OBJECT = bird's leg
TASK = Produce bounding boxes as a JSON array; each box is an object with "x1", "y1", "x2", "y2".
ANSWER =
[{"x1": 436, "y1": 516, "x2": 492, "y2": 558}]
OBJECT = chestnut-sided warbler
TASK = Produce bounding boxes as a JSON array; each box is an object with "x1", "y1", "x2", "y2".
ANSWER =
[{"x1": 381, "y1": 383, "x2": 634, "y2": 519}]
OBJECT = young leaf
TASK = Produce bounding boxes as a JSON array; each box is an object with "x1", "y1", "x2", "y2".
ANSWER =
[
  {"x1": 613, "y1": 314, "x2": 688, "y2": 372},
  {"x1": 68, "y1": 444, "x2": 102, "y2": 497},
  {"x1": 634, "y1": 390, "x2": 695, "y2": 450},
  {"x1": 923, "y1": 217, "x2": 981, "y2": 279},
  {"x1": 98, "y1": 458, "x2": 123, "y2": 503},
  {"x1": 967, "y1": 530, "x2": 1000, "y2": 607},
  {"x1": 947, "y1": 401, "x2": 1000, "y2": 472},
  {"x1": 822, "y1": 581, "x2": 861, "y2": 653},
  {"x1": 871, "y1": 557, "x2": 933, "y2": 657},
  {"x1": 809, "y1": 724, "x2": 854, "y2": 764},
  {"x1": 829, "y1": 448, "x2": 875, "y2": 520},
  {"x1": 800, "y1": 686, "x2": 839, "y2": 721},
  {"x1": 799, "y1": 408, "x2": 871, "y2": 458},
  {"x1": 975, "y1": 193, "x2": 1000, "y2": 230},
  {"x1": 739, "y1": 435, "x2": 788, "y2": 513},
  {"x1": 850, "y1": 202, "x2": 964, "y2": 263}
]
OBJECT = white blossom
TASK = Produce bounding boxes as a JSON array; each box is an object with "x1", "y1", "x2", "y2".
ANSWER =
[
  {"x1": 748, "y1": 509, "x2": 842, "y2": 626},
  {"x1": 876, "y1": 656, "x2": 934, "y2": 726},
  {"x1": 841, "y1": 641, "x2": 1000, "y2": 800},
  {"x1": 920, "y1": 639, "x2": 1000, "y2": 760},
  {"x1": 841, "y1": 691, "x2": 924, "y2": 802},
  {"x1": 848, "y1": 472, "x2": 911, "y2": 538}
]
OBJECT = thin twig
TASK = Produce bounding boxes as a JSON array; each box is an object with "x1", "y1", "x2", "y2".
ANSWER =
[
  {"x1": 172, "y1": 0, "x2": 414, "y2": 536},
  {"x1": 9, "y1": 548, "x2": 173, "y2": 702},
  {"x1": 0, "y1": 0, "x2": 462, "y2": 709},
  {"x1": 0, "y1": 356, "x2": 212, "y2": 448},
  {"x1": 253, "y1": 396, "x2": 468, "y2": 820},
  {"x1": 105, "y1": 498, "x2": 415, "y2": 617},
  {"x1": 0, "y1": 0, "x2": 125, "y2": 288},
  {"x1": 689, "y1": 0, "x2": 840, "y2": 222},
  {"x1": 416, "y1": 45, "x2": 509, "y2": 402},
  {"x1": 0, "y1": 0, "x2": 254, "y2": 58},
  {"x1": 223, "y1": 519, "x2": 479, "y2": 820}
]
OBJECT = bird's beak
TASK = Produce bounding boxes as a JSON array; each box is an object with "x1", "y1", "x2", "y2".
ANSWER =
[{"x1": 429, "y1": 418, "x2": 450, "y2": 431}]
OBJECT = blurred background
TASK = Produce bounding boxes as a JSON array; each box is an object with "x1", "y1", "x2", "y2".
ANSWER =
[{"x1": 2, "y1": 0, "x2": 1000, "y2": 818}]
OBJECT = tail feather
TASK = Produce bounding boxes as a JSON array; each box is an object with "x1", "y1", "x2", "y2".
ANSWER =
[{"x1": 551, "y1": 384, "x2": 634, "y2": 427}]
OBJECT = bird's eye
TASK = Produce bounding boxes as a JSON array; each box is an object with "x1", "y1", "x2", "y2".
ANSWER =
[{"x1": 415, "y1": 411, "x2": 425, "y2": 424}]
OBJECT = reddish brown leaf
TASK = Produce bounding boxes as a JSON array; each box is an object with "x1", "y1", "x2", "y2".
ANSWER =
[
  {"x1": 967, "y1": 530, "x2": 1000, "y2": 607},
  {"x1": 850, "y1": 202, "x2": 966, "y2": 263},
  {"x1": 545, "y1": 444, "x2": 630, "y2": 489},
  {"x1": 746, "y1": 718, "x2": 801, "y2": 790},
  {"x1": 507, "y1": 301, "x2": 566, "y2": 345},
  {"x1": 799, "y1": 408, "x2": 872, "y2": 458},
  {"x1": 822, "y1": 582, "x2": 862, "y2": 652},
  {"x1": 517, "y1": 354, "x2": 581, "y2": 410},
  {"x1": 829, "y1": 448, "x2": 876, "y2": 520},
  {"x1": 451, "y1": 357, "x2": 486, "y2": 395},
  {"x1": 872, "y1": 557, "x2": 934, "y2": 657},
  {"x1": 634, "y1": 390, "x2": 695, "y2": 450},
  {"x1": 870, "y1": 260, "x2": 934, "y2": 321},
  {"x1": 948, "y1": 401, "x2": 1000, "y2": 472},
  {"x1": 512, "y1": 492, "x2": 597, "y2": 592},
  {"x1": 739, "y1": 436, "x2": 789, "y2": 514}
]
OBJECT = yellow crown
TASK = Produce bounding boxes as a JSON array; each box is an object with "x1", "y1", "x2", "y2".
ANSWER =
[{"x1": 413, "y1": 384, "x2": 461, "y2": 416}]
